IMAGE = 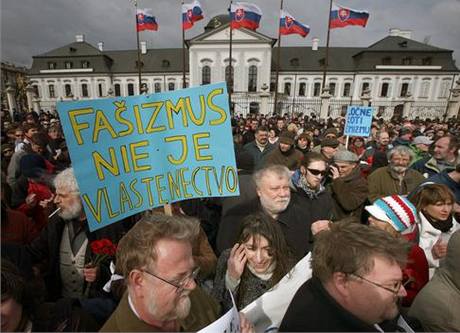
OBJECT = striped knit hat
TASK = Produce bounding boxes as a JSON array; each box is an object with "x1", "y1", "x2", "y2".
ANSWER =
[{"x1": 365, "y1": 195, "x2": 418, "y2": 234}]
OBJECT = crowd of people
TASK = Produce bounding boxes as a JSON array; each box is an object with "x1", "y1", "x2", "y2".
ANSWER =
[{"x1": 1, "y1": 107, "x2": 460, "y2": 332}]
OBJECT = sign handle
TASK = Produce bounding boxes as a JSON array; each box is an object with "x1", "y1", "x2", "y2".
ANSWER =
[
  {"x1": 163, "y1": 204, "x2": 173, "y2": 216},
  {"x1": 345, "y1": 135, "x2": 350, "y2": 150}
]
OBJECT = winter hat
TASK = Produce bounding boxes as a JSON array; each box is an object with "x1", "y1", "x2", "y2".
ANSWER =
[
  {"x1": 235, "y1": 150, "x2": 255, "y2": 172},
  {"x1": 323, "y1": 128, "x2": 338, "y2": 138},
  {"x1": 279, "y1": 130, "x2": 296, "y2": 145},
  {"x1": 1, "y1": 143, "x2": 14, "y2": 154},
  {"x1": 321, "y1": 137, "x2": 339, "y2": 148},
  {"x1": 365, "y1": 195, "x2": 417, "y2": 234},
  {"x1": 334, "y1": 150, "x2": 359, "y2": 163},
  {"x1": 412, "y1": 136, "x2": 433, "y2": 146},
  {"x1": 19, "y1": 154, "x2": 47, "y2": 179}
]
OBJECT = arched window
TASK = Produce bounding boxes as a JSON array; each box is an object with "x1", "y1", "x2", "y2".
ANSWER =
[
  {"x1": 64, "y1": 84, "x2": 72, "y2": 97},
  {"x1": 284, "y1": 82, "x2": 291, "y2": 96},
  {"x1": 439, "y1": 80, "x2": 450, "y2": 98},
  {"x1": 127, "y1": 83, "x2": 135, "y2": 96},
  {"x1": 225, "y1": 65, "x2": 234, "y2": 92},
  {"x1": 380, "y1": 83, "x2": 389, "y2": 97},
  {"x1": 400, "y1": 83, "x2": 409, "y2": 97},
  {"x1": 81, "y1": 83, "x2": 89, "y2": 97},
  {"x1": 361, "y1": 82, "x2": 370, "y2": 96},
  {"x1": 154, "y1": 82, "x2": 161, "y2": 93},
  {"x1": 420, "y1": 81, "x2": 430, "y2": 98},
  {"x1": 114, "y1": 84, "x2": 121, "y2": 96},
  {"x1": 168, "y1": 82, "x2": 175, "y2": 91},
  {"x1": 298, "y1": 82, "x2": 306, "y2": 96},
  {"x1": 48, "y1": 85, "x2": 55, "y2": 98},
  {"x1": 329, "y1": 82, "x2": 336, "y2": 96},
  {"x1": 248, "y1": 65, "x2": 257, "y2": 92},
  {"x1": 313, "y1": 82, "x2": 321, "y2": 96},
  {"x1": 202, "y1": 66, "x2": 211, "y2": 85},
  {"x1": 343, "y1": 82, "x2": 351, "y2": 97}
]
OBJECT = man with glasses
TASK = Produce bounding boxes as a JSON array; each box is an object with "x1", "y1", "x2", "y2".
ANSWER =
[
  {"x1": 280, "y1": 222, "x2": 420, "y2": 332},
  {"x1": 101, "y1": 212, "x2": 253, "y2": 332}
]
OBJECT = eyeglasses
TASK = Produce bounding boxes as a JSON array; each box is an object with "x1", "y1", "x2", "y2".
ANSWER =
[
  {"x1": 307, "y1": 168, "x2": 327, "y2": 177},
  {"x1": 350, "y1": 273, "x2": 403, "y2": 295},
  {"x1": 142, "y1": 267, "x2": 200, "y2": 294}
]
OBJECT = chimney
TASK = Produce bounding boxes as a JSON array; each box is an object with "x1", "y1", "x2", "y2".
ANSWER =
[
  {"x1": 389, "y1": 28, "x2": 412, "y2": 40},
  {"x1": 75, "y1": 34, "x2": 85, "y2": 42},
  {"x1": 140, "y1": 41, "x2": 147, "y2": 55},
  {"x1": 312, "y1": 38, "x2": 319, "y2": 51},
  {"x1": 97, "y1": 42, "x2": 104, "y2": 51}
]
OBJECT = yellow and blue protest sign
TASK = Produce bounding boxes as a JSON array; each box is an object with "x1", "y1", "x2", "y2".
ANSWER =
[
  {"x1": 57, "y1": 82, "x2": 239, "y2": 231},
  {"x1": 343, "y1": 105, "x2": 374, "y2": 137}
]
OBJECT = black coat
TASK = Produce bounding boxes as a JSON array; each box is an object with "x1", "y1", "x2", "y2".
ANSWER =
[
  {"x1": 25, "y1": 216, "x2": 129, "y2": 301},
  {"x1": 280, "y1": 277, "x2": 378, "y2": 332}
]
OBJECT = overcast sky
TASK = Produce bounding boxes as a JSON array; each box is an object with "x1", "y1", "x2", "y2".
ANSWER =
[{"x1": 2, "y1": 0, "x2": 460, "y2": 67}]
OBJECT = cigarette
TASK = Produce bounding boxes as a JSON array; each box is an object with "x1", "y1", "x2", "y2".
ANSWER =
[{"x1": 48, "y1": 207, "x2": 61, "y2": 218}]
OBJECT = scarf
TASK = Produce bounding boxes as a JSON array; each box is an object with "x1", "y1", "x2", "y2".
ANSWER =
[
  {"x1": 294, "y1": 171, "x2": 325, "y2": 199},
  {"x1": 423, "y1": 213, "x2": 454, "y2": 233}
]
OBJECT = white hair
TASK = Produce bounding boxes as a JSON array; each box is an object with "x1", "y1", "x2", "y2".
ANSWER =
[{"x1": 53, "y1": 167, "x2": 80, "y2": 193}]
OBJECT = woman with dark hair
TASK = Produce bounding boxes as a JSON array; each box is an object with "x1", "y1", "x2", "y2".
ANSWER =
[
  {"x1": 349, "y1": 136, "x2": 366, "y2": 158},
  {"x1": 212, "y1": 213, "x2": 294, "y2": 310},
  {"x1": 410, "y1": 183, "x2": 460, "y2": 278}
]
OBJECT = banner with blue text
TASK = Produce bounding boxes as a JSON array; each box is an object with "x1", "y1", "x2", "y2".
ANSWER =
[
  {"x1": 343, "y1": 105, "x2": 374, "y2": 137},
  {"x1": 58, "y1": 82, "x2": 238, "y2": 231}
]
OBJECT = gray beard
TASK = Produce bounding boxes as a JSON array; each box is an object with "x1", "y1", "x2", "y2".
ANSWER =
[{"x1": 59, "y1": 201, "x2": 83, "y2": 220}]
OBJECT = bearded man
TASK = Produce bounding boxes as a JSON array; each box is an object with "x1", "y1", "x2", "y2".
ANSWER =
[
  {"x1": 26, "y1": 168, "x2": 127, "y2": 301},
  {"x1": 368, "y1": 146, "x2": 424, "y2": 202}
]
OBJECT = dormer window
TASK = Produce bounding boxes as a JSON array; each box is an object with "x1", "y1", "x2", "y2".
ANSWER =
[
  {"x1": 422, "y1": 57, "x2": 432, "y2": 65},
  {"x1": 382, "y1": 57, "x2": 391, "y2": 65},
  {"x1": 69, "y1": 47, "x2": 77, "y2": 53},
  {"x1": 48, "y1": 62, "x2": 57, "y2": 69},
  {"x1": 81, "y1": 61, "x2": 90, "y2": 68},
  {"x1": 398, "y1": 41, "x2": 408, "y2": 48},
  {"x1": 135, "y1": 61, "x2": 144, "y2": 69},
  {"x1": 402, "y1": 57, "x2": 412, "y2": 65},
  {"x1": 64, "y1": 61, "x2": 73, "y2": 69},
  {"x1": 290, "y1": 58, "x2": 299, "y2": 67},
  {"x1": 162, "y1": 60, "x2": 170, "y2": 68}
]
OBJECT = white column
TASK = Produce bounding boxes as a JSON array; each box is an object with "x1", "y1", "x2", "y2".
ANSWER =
[
  {"x1": 5, "y1": 86, "x2": 16, "y2": 118},
  {"x1": 320, "y1": 87, "x2": 331, "y2": 119}
]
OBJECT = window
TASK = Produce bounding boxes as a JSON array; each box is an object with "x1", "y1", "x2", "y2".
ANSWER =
[
  {"x1": 402, "y1": 57, "x2": 412, "y2": 65},
  {"x1": 313, "y1": 82, "x2": 321, "y2": 96},
  {"x1": 270, "y1": 81, "x2": 276, "y2": 92},
  {"x1": 299, "y1": 82, "x2": 306, "y2": 96},
  {"x1": 65, "y1": 84, "x2": 72, "y2": 97},
  {"x1": 168, "y1": 82, "x2": 175, "y2": 91},
  {"x1": 162, "y1": 60, "x2": 170, "y2": 68},
  {"x1": 81, "y1": 83, "x2": 89, "y2": 97},
  {"x1": 380, "y1": 83, "x2": 389, "y2": 97},
  {"x1": 248, "y1": 65, "x2": 257, "y2": 92},
  {"x1": 154, "y1": 82, "x2": 161, "y2": 93},
  {"x1": 48, "y1": 85, "x2": 55, "y2": 98},
  {"x1": 343, "y1": 82, "x2": 351, "y2": 97},
  {"x1": 201, "y1": 66, "x2": 211, "y2": 85},
  {"x1": 225, "y1": 65, "x2": 234, "y2": 92},
  {"x1": 290, "y1": 58, "x2": 299, "y2": 67},
  {"x1": 98, "y1": 83, "x2": 103, "y2": 97},
  {"x1": 382, "y1": 57, "x2": 391, "y2": 65},
  {"x1": 439, "y1": 80, "x2": 450, "y2": 98},
  {"x1": 127, "y1": 83, "x2": 134, "y2": 96},
  {"x1": 33, "y1": 85, "x2": 40, "y2": 98},
  {"x1": 329, "y1": 82, "x2": 336, "y2": 96},
  {"x1": 422, "y1": 57, "x2": 432, "y2": 66},
  {"x1": 135, "y1": 61, "x2": 144, "y2": 69},
  {"x1": 400, "y1": 83, "x2": 409, "y2": 97},
  {"x1": 361, "y1": 82, "x2": 370, "y2": 96},
  {"x1": 64, "y1": 61, "x2": 73, "y2": 69},
  {"x1": 114, "y1": 84, "x2": 121, "y2": 96},
  {"x1": 284, "y1": 82, "x2": 291, "y2": 96},
  {"x1": 420, "y1": 81, "x2": 430, "y2": 98},
  {"x1": 48, "y1": 62, "x2": 56, "y2": 70},
  {"x1": 81, "y1": 61, "x2": 90, "y2": 68}
]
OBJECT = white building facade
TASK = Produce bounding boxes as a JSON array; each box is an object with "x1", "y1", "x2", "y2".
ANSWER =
[{"x1": 28, "y1": 17, "x2": 459, "y2": 119}]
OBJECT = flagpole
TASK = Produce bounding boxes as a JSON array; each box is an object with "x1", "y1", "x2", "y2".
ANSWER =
[
  {"x1": 135, "y1": 0, "x2": 142, "y2": 94},
  {"x1": 228, "y1": 0, "x2": 233, "y2": 112},
  {"x1": 273, "y1": 0, "x2": 283, "y2": 116},
  {"x1": 181, "y1": 0, "x2": 187, "y2": 88},
  {"x1": 321, "y1": 0, "x2": 333, "y2": 92}
]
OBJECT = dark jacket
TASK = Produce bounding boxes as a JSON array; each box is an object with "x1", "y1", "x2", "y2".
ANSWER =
[
  {"x1": 216, "y1": 192, "x2": 321, "y2": 260},
  {"x1": 25, "y1": 216, "x2": 128, "y2": 301},
  {"x1": 411, "y1": 155, "x2": 460, "y2": 178},
  {"x1": 262, "y1": 146, "x2": 303, "y2": 171},
  {"x1": 242, "y1": 141, "x2": 274, "y2": 170},
  {"x1": 280, "y1": 277, "x2": 378, "y2": 332},
  {"x1": 328, "y1": 167, "x2": 368, "y2": 220}
]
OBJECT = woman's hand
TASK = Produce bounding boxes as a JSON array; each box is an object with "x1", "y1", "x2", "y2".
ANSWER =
[
  {"x1": 431, "y1": 238, "x2": 448, "y2": 260},
  {"x1": 311, "y1": 220, "x2": 331, "y2": 236},
  {"x1": 227, "y1": 243, "x2": 247, "y2": 281},
  {"x1": 83, "y1": 264, "x2": 100, "y2": 283}
]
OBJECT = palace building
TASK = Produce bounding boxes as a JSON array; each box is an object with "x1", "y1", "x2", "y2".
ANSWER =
[{"x1": 28, "y1": 15, "x2": 459, "y2": 119}]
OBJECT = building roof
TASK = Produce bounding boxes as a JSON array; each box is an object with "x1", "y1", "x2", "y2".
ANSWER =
[
  {"x1": 359, "y1": 36, "x2": 450, "y2": 53},
  {"x1": 36, "y1": 41, "x2": 103, "y2": 57}
]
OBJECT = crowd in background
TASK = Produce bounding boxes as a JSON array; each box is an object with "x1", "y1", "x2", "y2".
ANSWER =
[{"x1": 1, "y1": 107, "x2": 460, "y2": 332}]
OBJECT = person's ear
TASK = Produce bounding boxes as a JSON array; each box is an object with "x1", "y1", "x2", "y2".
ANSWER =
[
  {"x1": 129, "y1": 269, "x2": 145, "y2": 295},
  {"x1": 332, "y1": 272, "x2": 352, "y2": 297}
]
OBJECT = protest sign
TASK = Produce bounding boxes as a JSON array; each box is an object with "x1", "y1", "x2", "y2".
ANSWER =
[
  {"x1": 241, "y1": 253, "x2": 312, "y2": 332},
  {"x1": 198, "y1": 289, "x2": 240, "y2": 333},
  {"x1": 57, "y1": 82, "x2": 239, "y2": 231},
  {"x1": 343, "y1": 105, "x2": 374, "y2": 137}
]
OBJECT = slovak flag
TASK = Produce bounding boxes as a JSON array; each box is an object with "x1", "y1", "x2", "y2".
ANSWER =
[
  {"x1": 182, "y1": 0, "x2": 204, "y2": 30},
  {"x1": 230, "y1": 2, "x2": 262, "y2": 31},
  {"x1": 329, "y1": 3, "x2": 369, "y2": 29},
  {"x1": 279, "y1": 10, "x2": 310, "y2": 38},
  {"x1": 136, "y1": 9, "x2": 158, "y2": 31}
]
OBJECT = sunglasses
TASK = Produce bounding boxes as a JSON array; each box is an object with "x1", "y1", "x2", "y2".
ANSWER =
[{"x1": 307, "y1": 168, "x2": 327, "y2": 177}]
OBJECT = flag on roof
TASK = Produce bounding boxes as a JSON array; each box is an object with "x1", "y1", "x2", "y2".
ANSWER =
[
  {"x1": 330, "y1": 3, "x2": 369, "y2": 29},
  {"x1": 182, "y1": 0, "x2": 204, "y2": 30},
  {"x1": 230, "y1": 2, "x2": 262, "y2": 31},
  {"x1": 279, "y1": 10, "x2": 310, "y2": 37},
  {"x1": 136, "y1": 9, "x2": 158, "y2": 32}
]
